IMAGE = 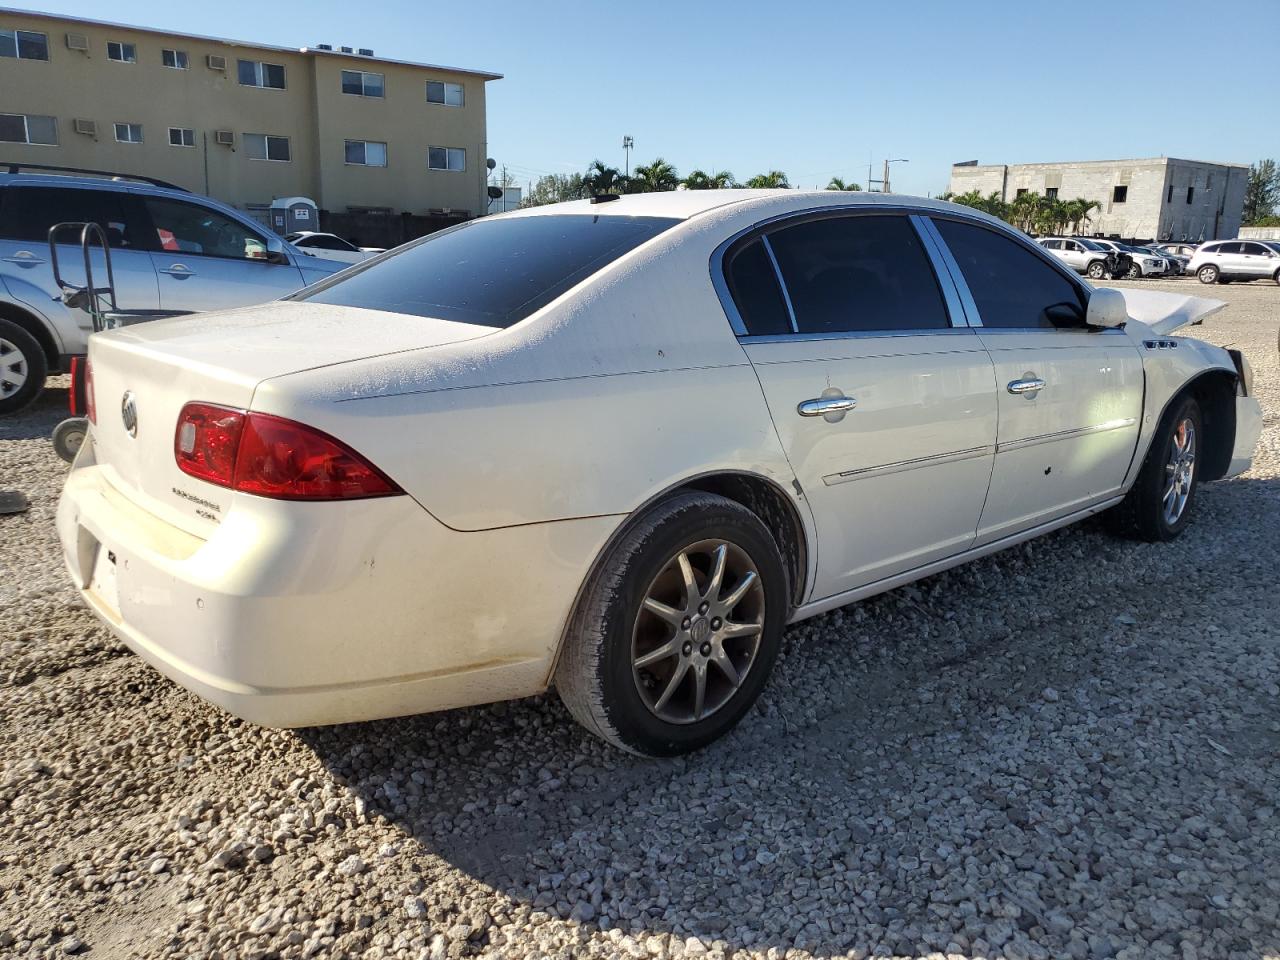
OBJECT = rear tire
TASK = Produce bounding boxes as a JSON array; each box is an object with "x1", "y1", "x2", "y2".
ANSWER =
[
  {"x1": 1273, "y1": 268, "x2": 1280, "y2": 286},
  {"x1": 1087, "y1": 261, "x2": 1107, "y2": 280},
  {"x1": 1197, "y1": 264, "x2": 1219, "y2": 284},
  {"x1": 1106, "y1": 395, "x2": 1202, "y2": 542},
  {"x1": 555, "y1": 491, "x2": 789, "y2": 757},
  {"x1": 0, "y1": 318, "x2": 47, "y2": 416}
]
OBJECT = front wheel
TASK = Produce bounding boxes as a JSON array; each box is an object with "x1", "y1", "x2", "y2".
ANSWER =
[
  {"x1": 1106, "y1": 395, "x2": 1202, "y2": 542},
  {"x1": 555, "y1": 492, "x2": 788, "y2": 756},
  {"x1": 1126, "y1": 261, "x2": 1143, "y2": 280},
  {"x1": 0, "y1": 318, "x2": 47, "y2": 416},
  {"x1": 1197, "y1": 264, "x2": 1219, "y2": 284},
  {"x1": 1087, "y1": 261, "x2": 1108, "y2": 280}
]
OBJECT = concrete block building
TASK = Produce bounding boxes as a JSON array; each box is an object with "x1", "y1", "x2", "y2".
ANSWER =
[
  {"x1": 0, "y1": 7, "x2": 501, "y2": 220},
  {"x1": 949, "y1": 157, "x2": 1248, "y2": 241}
]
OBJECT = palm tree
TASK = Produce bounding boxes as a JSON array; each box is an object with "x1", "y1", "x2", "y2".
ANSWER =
[
  {"x1": 630, "y1": 158, "x2": 680, "y2": 192},
  {"x1": 708, "y1": 170, "x2": 737, "y2": 188},
  {"x1": 584, "y1": 159, "x2": 624, "y2": 196},
  {"x1": 1009, "y1": 191, "x2": 1042, "y2": 233},
  {"x1": 1064, "y1": 198, "x2": 1100, "y2": 234},
  {"x1": 746, "y1": 170, "x2": 790, "y2": 189},
  {"x1": 826, "y1": 177, "x2": 862, "y2": 191}
]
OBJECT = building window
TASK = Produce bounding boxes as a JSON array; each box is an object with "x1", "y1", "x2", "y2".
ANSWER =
[
  {"x1": 168, "y1": 127, "x2": 195, "y2": 147},
  {"x1": 426, "y1": 80, "x2": 464, "y2": 107},
  {"x1": 1166, "y1": 185, "x2": 1173, "y2": 203},
  {"x1": 1014, "y1": 188, "x2": 1027, "y2": 197},
  {"x1": 238, "y1": 59, "x2": 286, "y2": 89},
  {"x1": 244, "y1": 133, "x2": 291, "y2": 162},
  {"x1": 1186, "y1": 186, "x2": 1195, "y2": 203},
  {"x1": 341, "y1": 69, "x2": 384, "y2": 98},
  {"x1": 162, "y1": 48, "x2": 189, "y2": 69},
  {"x1": 1112, "y1": 185, "x2": 1127, "y2": 204},
  {"x1": 1044, "y1": 187, "x2": 1058, "y2": 200},
  {"x1": 0, "y1": 28, "x2": 49, "y2": 60},
  {"x1": 114, "y1": 122, "x2": 143, "y2": 143},
  {"x1": 0, "y1": 112, "x2": 57, "y2": 144},
  {"x1": 106, "y1": 40, "x2": 137, "y2": 63},
  {"x1": 428, "y1": 146, "x2": 466, "y2": 171},
  {"x1": 345, "y1": 140, "x2": 387, "y2": 166}
]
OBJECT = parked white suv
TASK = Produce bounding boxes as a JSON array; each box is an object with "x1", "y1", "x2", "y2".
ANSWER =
[
  {"x1": 1188, "y1": 240, "x2": 1280, "y2": 285},
  {"x1": 1036, "y1": 237, "x2": 1116, "y2": 279},
  {"x1": 1089, "y1": 239, "x2": 1168, "y2": 278}
]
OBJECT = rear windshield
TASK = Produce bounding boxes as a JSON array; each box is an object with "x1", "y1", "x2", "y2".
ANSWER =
[{"x1": 295, "y1": 214, "x2": 681, "y2": 327}]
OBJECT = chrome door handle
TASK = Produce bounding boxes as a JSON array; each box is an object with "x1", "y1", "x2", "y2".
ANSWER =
[
  {"x1": 797, "y1": 395, "x2": 857, "y2": 417},
  {"x1": 3, "y1": 253, "x2": 46, "y2": 265},
  {"x1": 1008, "y1": 377, "x2": 1046, "y2": 395},
  {"x1": 160, "y1": 264, "x2": 194, "y2": 277}
]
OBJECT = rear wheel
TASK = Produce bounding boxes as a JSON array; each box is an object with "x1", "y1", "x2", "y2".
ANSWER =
[
  {"x1": 1197, "y1": 264, "x2": 1219, "y2": 284},
  {"x1": 0, "y1": 318, "x2": 47, "y2": 416},
  {"x1": 1086, "y1": 260, "x2": 1107, "y2": 280},
  {"x1": 1106, "y1": 395, "x2": 1202, "y2": 542},
  {"x1": 1273, "y1": 268, "x2": 1280, "y2": 286},
  {"x1": 555, "y1": 492, "x2": 788, "y2": 756}
]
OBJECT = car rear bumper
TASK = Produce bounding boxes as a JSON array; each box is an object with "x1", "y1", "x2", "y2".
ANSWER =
[
  {"x1": 56, "y1": 442, "x2": 617, "y2": 726},
  {"x1": 1225, "y1": 395, "x2": 1263, "y2": 479}
]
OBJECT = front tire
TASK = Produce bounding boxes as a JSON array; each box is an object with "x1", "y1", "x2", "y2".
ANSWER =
[
  {"x1": 1197, "y1": 264, "x2": 1219, "y2": 284},
  {"x1": 0, "y1": 318, "x2": 47, "y2": 416},
  {"x1": 1107, "y1": 395, "x2": 1202, "y2": 542},
  {"x1": 1126, "y1": 261, "x2": 1143, "y2": 280},
  {"x1": 555, "y1": 492, "x2": 788, "y2": 757},
  {"x1": 1087, "y1": 261, "x2": 1107, "y2": 280}
]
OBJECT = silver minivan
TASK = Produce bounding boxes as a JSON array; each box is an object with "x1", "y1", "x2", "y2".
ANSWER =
[
  {"x1": 0, "y1": 168, "x2": 341, "y2": 413},
  {"x1": 1188, "y1": 240, "x2": 1280, "y2": 285}
]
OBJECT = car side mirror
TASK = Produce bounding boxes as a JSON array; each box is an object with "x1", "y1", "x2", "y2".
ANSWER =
[
  {"x1": 265, "y1": 236, "x2": 290, "y2": 265},
  {"x1": 1086, "y1": 287, "x2": 1127, "y2": 329}
]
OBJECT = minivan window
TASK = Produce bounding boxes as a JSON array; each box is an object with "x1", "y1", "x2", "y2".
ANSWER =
[
  {"x1": 725, "y1": 238, "x2": 792, "y2": 336},
  {"x1": 297, "y1": 215, "x2": 681, "y2": 327},
  {"x1": 765, "y1": 215, "x2": 950, "y2": 334},
  {"x1": 933, "y1": 218, "x2": 1084, "y2": 329},
  {"x1": 0, "y1": 186, "x2": 144, "y2": 247}
]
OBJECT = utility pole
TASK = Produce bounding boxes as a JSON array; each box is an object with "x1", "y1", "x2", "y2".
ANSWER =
[
  {"x1": 882, "y1": 158, "x2": 909, "y2": 194},
  {"x1": 622, "y1": 135, "x2": 634, "y2": 180}
]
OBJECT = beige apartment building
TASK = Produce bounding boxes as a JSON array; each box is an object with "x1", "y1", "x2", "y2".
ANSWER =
[{"x1": 0, "y1": 7, "x2": 501, "y2": 220}]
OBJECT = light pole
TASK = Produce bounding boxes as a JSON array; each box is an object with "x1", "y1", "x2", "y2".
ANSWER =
[
  {"x1": 882, "y1": 158, "x2": 908, "y2": 194},
  {"x1": 622, "y1": 136, "x2": 634, "y2": 180}
]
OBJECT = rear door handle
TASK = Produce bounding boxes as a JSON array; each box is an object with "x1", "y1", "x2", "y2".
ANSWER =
[
  {"x1": 1008, "y1": 377, "x2": 1046, "y2": 395},
  {"x1": 160, "y1": 264, "x2": 195, "y2": 278},
  {"x1": 797, "y1": 395, "x2": 857, "y2": 418},
  {"x1": 3, "y1": 253, "x2": 46, "y2": 266}
]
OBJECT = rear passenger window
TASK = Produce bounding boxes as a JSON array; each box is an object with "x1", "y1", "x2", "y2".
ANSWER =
[
  {"x1": 725, "y1": 237, "x2": 791, "y2": 335},
  {"x1": 933, "y1": 218, "x2": 1084, "y2": 329},
  {"x1": 0, "y1": 186, "x2": 143, "y2": 248},
  {"x1": 765, "y1": 215, "x2": 950, "y2": 334}
]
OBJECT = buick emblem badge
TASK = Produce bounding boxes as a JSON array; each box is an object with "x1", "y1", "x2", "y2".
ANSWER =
[{"x1": 121, "y1": 391, "x2": 138, "y2": 438}]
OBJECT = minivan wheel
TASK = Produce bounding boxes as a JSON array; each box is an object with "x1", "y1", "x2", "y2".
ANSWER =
[
  {"x1": 0, "y1": 319, "x2": 47, "y2": 416},
  {"x1": 555, "y1": 491, "x2": 788, "y2": 757},
  {"x1": 1106, "y1": 394, "x2": 1202, "y2": 542},
  {"x1": 1197, "y1": 264, "x2": 1219, "y2": 284},
  {"x1": 1087, "y1": 261, "x2": 1107, "y2": 280}
]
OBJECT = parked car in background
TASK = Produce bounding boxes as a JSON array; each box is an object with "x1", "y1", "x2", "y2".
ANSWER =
[
  {"x1": 1036, "y1": 237, "x2": 1120, "y2": 279},
  {"x1": 1154, "y1": 241, "x2": 1199, "y2": 260},
  {"x1": 1137, "y1": 244, "x2": 1187, "y2": 275},
  {"x1": 284, "y1": 231, "x2": 385, "y2": 265},
  {"x1": 1089, "y1": 239, "x2": 1168, "y2": 278},
  {"x1": 56, "y1": 190, "x2": 1262, "y2": 756},
  {"x1": 1188, "y1": 240, "x2": 1280, "y2": 285},
  {"x1": 0, "y1": 165, "x2": 342, "y2": 413}
]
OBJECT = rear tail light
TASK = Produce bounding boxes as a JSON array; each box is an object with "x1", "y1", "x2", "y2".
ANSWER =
[
  {"x1": 174, "y1": 403, "x2": 401, "y2": 500},
  {"x1": 83, "y1": 358, "x2": 96, "y2": 424}
]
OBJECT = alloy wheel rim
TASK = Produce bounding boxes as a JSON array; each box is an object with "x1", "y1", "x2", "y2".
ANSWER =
[
  {"x1": 0, "y1": 338, "x2": 28, "y2": 399},
  {"x1": 1163, "y1": 418, "x2": 1196, "y2": 525},
  {"x1": 631, "y1": 539, "x2": 765, "y2": 725}
]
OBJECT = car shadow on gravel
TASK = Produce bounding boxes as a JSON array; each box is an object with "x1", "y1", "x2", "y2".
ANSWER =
[
  {"x1": 295, "y1": 476, "x2": 1280, "y2": 959},
  {"x1": 0, "y1": 379, "x2": 72, "y2": 441}
]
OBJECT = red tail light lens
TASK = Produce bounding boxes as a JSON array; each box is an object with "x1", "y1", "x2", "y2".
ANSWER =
[
  {"x1": 174, "y1": 403, "x2": 401, "y2": 501},
  {"x1": 83, "y1": 357, "x2": 96, "y2": 424}
]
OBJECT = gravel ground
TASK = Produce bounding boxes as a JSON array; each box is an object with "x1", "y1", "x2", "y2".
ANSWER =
[{"x1": 1, "y1": 278, "x2": 1278, "y2": 960}]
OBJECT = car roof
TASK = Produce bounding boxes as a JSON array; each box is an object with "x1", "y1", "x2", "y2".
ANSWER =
[{"x1": 0, "y1": 170, "x2": 191, "y2": 202}]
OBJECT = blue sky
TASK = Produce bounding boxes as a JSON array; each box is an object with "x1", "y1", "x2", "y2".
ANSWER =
[{"x1": 29, "y1": 0, "x2": 1278, "y2": 195}]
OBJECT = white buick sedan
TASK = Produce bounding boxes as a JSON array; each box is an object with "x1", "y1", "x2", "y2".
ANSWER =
[{"x1": 57, "y1": 191, "x2": 1262, "y2": 756}]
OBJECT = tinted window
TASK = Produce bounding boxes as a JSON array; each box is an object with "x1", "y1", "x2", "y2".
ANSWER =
[
  {"x1": 302, "y1": 235, "x2": 354, "y2": 251},
  {"x1": 142, "y1": 198, "x2": 269, "y2": 260},
  {"x1": 1242, "y1": 243, "x2": 1269, "y2": 256},
  {"x1": 933, "y1": 218, "x2": 1084, "y2": 330},
  {"x1": 0, "y1": 186, "x2": 144, "y2": 247},
  {"x1": 765, "y1": 215, "x2": 949, "y2": 334},
  {"x1": 725, "y1": 238, "x2": 791, "y2": 336},
  {"x1": 1040, "y1": 239, "x2": 1061, "y2": 250},
  {"x1": 1216, "y1": 242, "x2": 1242, "y2": 255},
  {"x1": 298, "y1": 215, "x2": 680, "y2": 327}
]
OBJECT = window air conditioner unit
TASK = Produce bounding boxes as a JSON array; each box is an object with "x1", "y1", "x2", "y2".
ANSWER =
[
  {"x1": 340, "y1": 46, "x2": 353, "y2": 53},
  {"x1": 73, "y1": 118, "x2": 97, "y2": 136},
  {"x1": 358, "y1": 48, "x2": 374, "y2": 56},
  {"x1": 207, "y1": 54, "x2": 227, "y2": 71},
  {"x1": 316, "y1": 43, "x2": 333, "y2": 51},
  {"x1": 65, "y1": 32, "x2": 89, "y2": 51},
  {"x1": 214, "y1": 130, "x2": 235, "y2": 146}
]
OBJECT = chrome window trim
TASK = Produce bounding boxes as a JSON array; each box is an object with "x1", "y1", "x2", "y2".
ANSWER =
[
  {"x1": 759, "y1": 234, "x2": 798, "y2": 333},
  {"x1": 740, "y1": 327, "x2": 979, "y2": 346},
  {"x1": 709, "y1": 202, "x2": 974, "y2": 340}
]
